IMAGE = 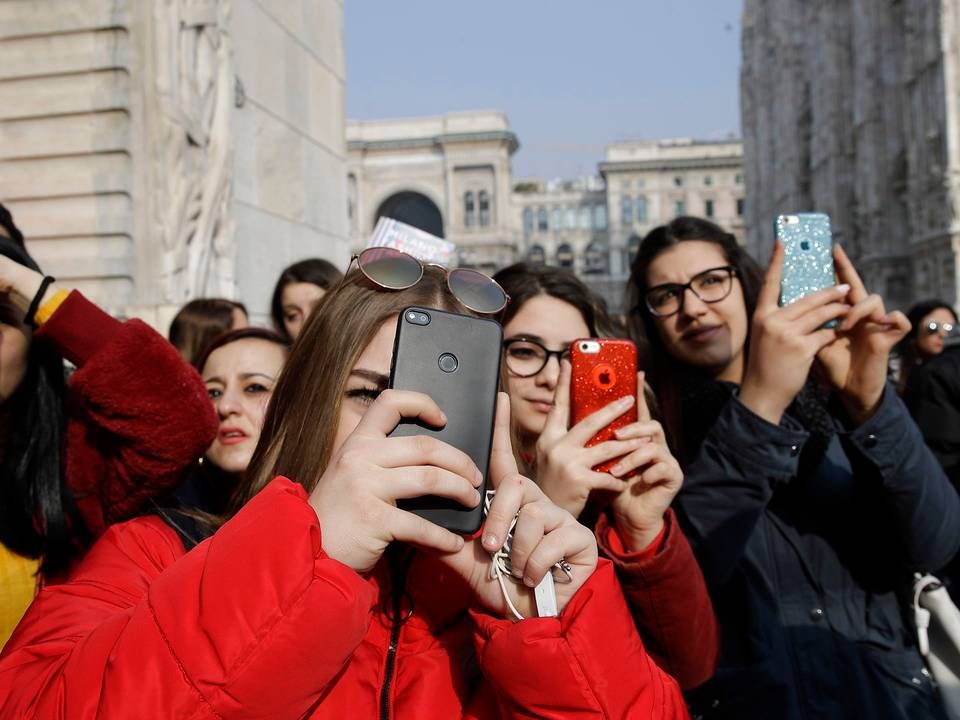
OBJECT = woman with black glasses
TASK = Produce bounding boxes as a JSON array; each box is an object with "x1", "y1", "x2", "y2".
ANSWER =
[
  {"x1": 492, "y1": 262, "x2": 720, "y2": 690},
  {"x1": 626, "y1": 216, "x2": 960, "y2": 719}
]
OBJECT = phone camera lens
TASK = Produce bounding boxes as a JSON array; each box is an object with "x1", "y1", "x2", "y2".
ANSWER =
[{"x1": 438, "y1": 353, "x2": 458, "y2": 373}]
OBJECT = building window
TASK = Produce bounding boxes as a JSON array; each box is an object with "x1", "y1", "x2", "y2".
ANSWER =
[
  {"x1": 736, "y1": 198, "x2": 744, "y2": 216},
  {"x1": 674, "y1": 200, "x2": 685, "y2": 217},
  {"x1": 593, "y1": 203, "x2": 607, "y2": 230},
  {"x1": 584, "y1": 240, "x2": 608, "y2": 274},
  {"x1": 621, "y1": 197, "x2": 633, "y2": 225},
  {"x1": 537, "y1": 207, "x2": 548, "y2": 232},
  {"x1": 704, "y1": 199, "x2": 714, "y2": 218},
  {"x1": 735, "y1": 174, "x2": 743, "y2": 184},
  {"x1": 673, "y1": 176, "x2": 683, "y2": 187},
  {"x1": 478, "y1": 190, "x2": 490, "y2": 227},
  {"x1": 551, "y1": 207, "x2": 562, "y2": 230},
  {"x1": 565, "y1": 206, "x2": 577, "y2": 229},
  {"x1": 627, "y1": 234, "x2": 642, "y2": 262},
  {"x1": 579, "y1": 206, "x2": 591, "y2": 229},
  {"x1": 557, "y1": 243, "x2": 574, "y2": 268},
  {"x1": 464, "y1": 192, "x2": 475, "y2": 227},
  {"x1": 636, "y1": 196, "x2": 648, "y2": 222},
  {"x1": 528, "y1": 244, "x2": 546, "y2": 264},
  {"x1": 522, "y1": 207, "x2": 534, "y2": 234},
  {"x1": 704, "y1": 175, "x2": 713, "y2": 186}
]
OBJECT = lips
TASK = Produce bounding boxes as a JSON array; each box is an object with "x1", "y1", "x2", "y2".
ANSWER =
[
  {"x1": 683, "y1": 325, "x2": 723, "y2": 343},
  {"x1": 218, "y1": 427, "x2": 248, "y2": 446},
  {"x1": 527, "y1": 399, "x2": 554, "y2": 414}
]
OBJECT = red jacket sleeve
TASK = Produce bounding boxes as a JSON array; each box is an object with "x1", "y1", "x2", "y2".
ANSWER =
[
  {"x1": 469, "y1": 560, "x2": 689, "y2": 719},
  {"x1": 0, "y1": 478, "x2": 376, "y2": 719},
  {"x1": 36, "y1": 291, "x2": 218, "y2": 535},
  {"x1": 595, "y1": 509, "x2": 720, "y2": 689}
]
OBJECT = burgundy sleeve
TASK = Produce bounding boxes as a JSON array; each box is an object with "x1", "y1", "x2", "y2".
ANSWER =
[
  {"x1": 0, "y1": 478, "x2": 376, "y2": 719},
  {"x1": 470, "y1": 561, "x2": 689, "y2": 719},
  {"x1": 37, "y1": 292, "x2": 218, "y2": 535},
  {"x1": 596, "y1": 508, "x2": 720, "y2": 689}
]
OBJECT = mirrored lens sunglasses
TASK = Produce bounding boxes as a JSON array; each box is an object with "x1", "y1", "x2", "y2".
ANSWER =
[{"x1": 352, "y1": 246, "x2": 509, "y2": 314}]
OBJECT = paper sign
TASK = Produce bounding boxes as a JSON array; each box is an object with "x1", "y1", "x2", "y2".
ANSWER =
[{"x1": 367, "y1": 217, "x2": 456, "y2": 266}]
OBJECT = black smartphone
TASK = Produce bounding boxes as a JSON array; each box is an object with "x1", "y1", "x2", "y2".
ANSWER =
[{"x1": 388, "y1": 306, "x2": 502, "y2": 534}]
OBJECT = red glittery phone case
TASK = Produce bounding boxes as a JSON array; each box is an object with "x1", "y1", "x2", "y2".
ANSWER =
[{"x1": 569, "y1": 338, "x2": 638, "y2": 473}]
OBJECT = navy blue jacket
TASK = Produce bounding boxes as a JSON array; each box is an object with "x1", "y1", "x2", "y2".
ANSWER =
[{"x1": 677, "y1": 384, "x2": 960, "y2": 720}]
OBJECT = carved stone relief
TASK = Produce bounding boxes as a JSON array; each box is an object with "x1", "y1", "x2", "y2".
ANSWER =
[{"x1": 154, "y1": 0, "x2": 234, "y2": 302}]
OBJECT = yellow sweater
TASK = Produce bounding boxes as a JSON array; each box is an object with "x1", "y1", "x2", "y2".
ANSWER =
[
  {"x1": 0, "y1": 544, "x2": 39, "y2": 649},
  {"x1": 0, "y1": 290, "x2": 69, "y2": 650}
]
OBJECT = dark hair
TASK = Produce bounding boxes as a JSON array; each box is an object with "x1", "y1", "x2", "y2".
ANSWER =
[
  {"x1": 625, "y1": 217, "x2": 763, "y2": 450},
  {"x1": 0, "y1": 237, "x2": 80, "y2": 574},
  {"x1": 895, "y1": 299, "x2": 958, "y2": 392},
  {"x1": 196, "y1": 327, "x2": 291, "y2": 374},
  {"x1": 169, "y1": 298, "x2": 249, "y2": 367},
  {"x1": 0, "y1": 202, "x2": 25, "y2": 247},
  {"x1": 493, "y1": 262, "x2": 618, "y2": 337},
  {"x1": 270, "y1": 258, "x2": 344, "y2": 340}
]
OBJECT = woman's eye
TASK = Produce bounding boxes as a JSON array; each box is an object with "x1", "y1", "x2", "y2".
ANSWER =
[
  {"x1": 207, "y1": 388, "x2": 222, "y2": 400},
  {"x1": 245, "y1": 383, "x2": 269, "y2": 394},
  {"x1": 284, "y1": 312, "x2": 299, "y2": 323},
  {"x1": 509, "y1": 348, "x2": 537, "y2": 359},
  {"x1": 700, "y1": 275, "x2": 722, "y2": 286},
  {"x1": 346, "y1": 387, "x2": 381, "y2": 405}
]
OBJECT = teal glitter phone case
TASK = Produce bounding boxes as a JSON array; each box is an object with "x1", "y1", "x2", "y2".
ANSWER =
[{"x1": 775, "y1": 213, "x2": 836, "y2": 311}]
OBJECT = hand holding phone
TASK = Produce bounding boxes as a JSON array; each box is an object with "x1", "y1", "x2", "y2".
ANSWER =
[
  {"x1": 738, "y1": 236, "x2": 851, "y2": 426},
  {"x1": 388, "y1": 306, "x2": 502, "y2": 535},
  {"x1": 775, "y1": 213, "x2": 837, "y2": 321},
  {"x1": 532, "y1": 340, "x2": 644, "y2": 519},
  {"x1": 569, "y1": 339, "x2": 639, "y2": 472}
]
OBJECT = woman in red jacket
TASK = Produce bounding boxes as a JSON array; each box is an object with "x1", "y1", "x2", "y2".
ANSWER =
[
  {"x1": 492, "y1": 262, "x2": 718, "y2": 689},
  {"x1": 0, "y1": 232, "x2": 217, "y2": 648},
  {"x1": 0, "y1": 259, "x2": 688, "y2": 719}
]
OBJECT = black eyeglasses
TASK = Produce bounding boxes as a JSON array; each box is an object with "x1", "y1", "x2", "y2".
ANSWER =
[
  {"x1": 925, "y1": 321, "x2": 955, "y2": 335},
  {"x1": 346, "y1": 247, "x2": 510, "y2": 314},
  {"x1": 644, "y1": 266, "x2": 737, "y2": 317},
  {"x1": 503, "y1": 338, "x2": 570, "y2": 378}
]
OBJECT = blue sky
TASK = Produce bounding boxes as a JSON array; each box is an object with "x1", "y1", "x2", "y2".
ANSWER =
[{"x1": 345, "y1": 1, "x2": 743, "y2": 179}]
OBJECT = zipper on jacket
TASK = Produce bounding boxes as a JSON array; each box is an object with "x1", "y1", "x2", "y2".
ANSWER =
[{"x1": 378, "y1": 548, "x2": 414, "y2": 720}]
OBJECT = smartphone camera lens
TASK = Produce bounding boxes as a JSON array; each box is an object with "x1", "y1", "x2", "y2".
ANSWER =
[
  {"x1": 406, "y1": 311, "x2": 430, "y2": 326},
  {"x1": 438, "y1": 353, "x2": 458, "y2": 373}
]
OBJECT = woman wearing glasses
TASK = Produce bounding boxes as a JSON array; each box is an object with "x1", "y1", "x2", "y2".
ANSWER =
[
  {"x1": 0, "y1": 249, "x2": 688, "y2": 719},
  {"x1": 627, "y1": 216, "x2": 960, "y2": 719},
  {"x1": 492, "y1": 262, "x2": 719, "y2": 690}
]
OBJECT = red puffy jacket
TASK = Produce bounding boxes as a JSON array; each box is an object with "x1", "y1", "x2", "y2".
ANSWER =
[{"x1": 0, "y1": 478, "x2": 689, "y2": 719}]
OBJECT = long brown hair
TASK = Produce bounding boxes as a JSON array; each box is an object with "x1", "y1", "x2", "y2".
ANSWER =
[
  {"x1": 169, "y1": 298, "x2": 248, "y2": 367},
  {"x1": 236, "y1": 267, "x2": 467, "y2": 510}
]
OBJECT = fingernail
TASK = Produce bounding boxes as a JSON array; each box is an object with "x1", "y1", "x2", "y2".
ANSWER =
[
  {"x1": 454, "y1": 536, "x2": 464, "y2": 550},
  {"x1": 836, "y1": 283, "x2": 851, "y2": 293},
  {"x1": 610, "y1": 464, "x2": 623, "y2": 476},
  {"x1": 511, "y1": 567, "x2": 523, "y2": 579},
  {"x1": 618, "y1": 395, "x2": 634, "y2": 407},
  {"x1": 473, "y1": 489, "x2": 482, "y2": 506},
  {"x1": 483, "y1": 533, "x2": 499, "y2": 549},
  {"x1": 474, "y1": 469, "x2": 483, "y2": 487},
  {"x1": 523, "y1": 575, "x2": 536, "y2": 587}
]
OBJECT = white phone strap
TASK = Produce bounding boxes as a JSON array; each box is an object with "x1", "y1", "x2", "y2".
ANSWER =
[{"x1": 484, "y1": 490, "x2": 573, "y2": 621}]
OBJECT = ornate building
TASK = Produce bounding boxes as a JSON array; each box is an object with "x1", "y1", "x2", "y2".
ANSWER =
[
  {"x1": 348, "y1": 112, "x2": 744, "y2": 312},
  {"x1": 0, "y1": 0, "x2": 349, "y2": 326},
  {"x1": 741, "y1": 0, "x2": 960, "y2": 309},
  {"x1": 347, "y1": 111, "x2": 519, "y2": 275}
]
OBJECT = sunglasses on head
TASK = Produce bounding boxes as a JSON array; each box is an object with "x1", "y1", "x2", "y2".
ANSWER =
[{"x1": 347, "y1": 246, "x2": 510, "y2": 314}]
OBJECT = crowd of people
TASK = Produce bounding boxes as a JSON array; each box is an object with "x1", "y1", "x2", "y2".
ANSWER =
[{"x1": 0, "y1": 199, "x2": 959, "y2": 718}]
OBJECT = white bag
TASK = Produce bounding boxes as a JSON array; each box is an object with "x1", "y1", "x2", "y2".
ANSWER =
[{"x1": 914, "y1": 573, "x2": 960, "y2": 719}]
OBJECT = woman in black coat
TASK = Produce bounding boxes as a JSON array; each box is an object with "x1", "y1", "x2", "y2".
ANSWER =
[{"x1": 625, "y1": 217, "x2": 960, "y2": 720}]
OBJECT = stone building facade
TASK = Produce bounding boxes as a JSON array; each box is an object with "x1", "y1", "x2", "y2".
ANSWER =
[
  {"x1": 0, "y1": 0, "x2": 349, "y2": 327},
  {"x1": 741, "y1": 0, "x2": 960, "y2": 309},
  {"x1": 347, "y1": 111, "x2": 519, "y2": 275},
  {"x1": 348, "y1": 111, "x2": 744, "y2": 312}
]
